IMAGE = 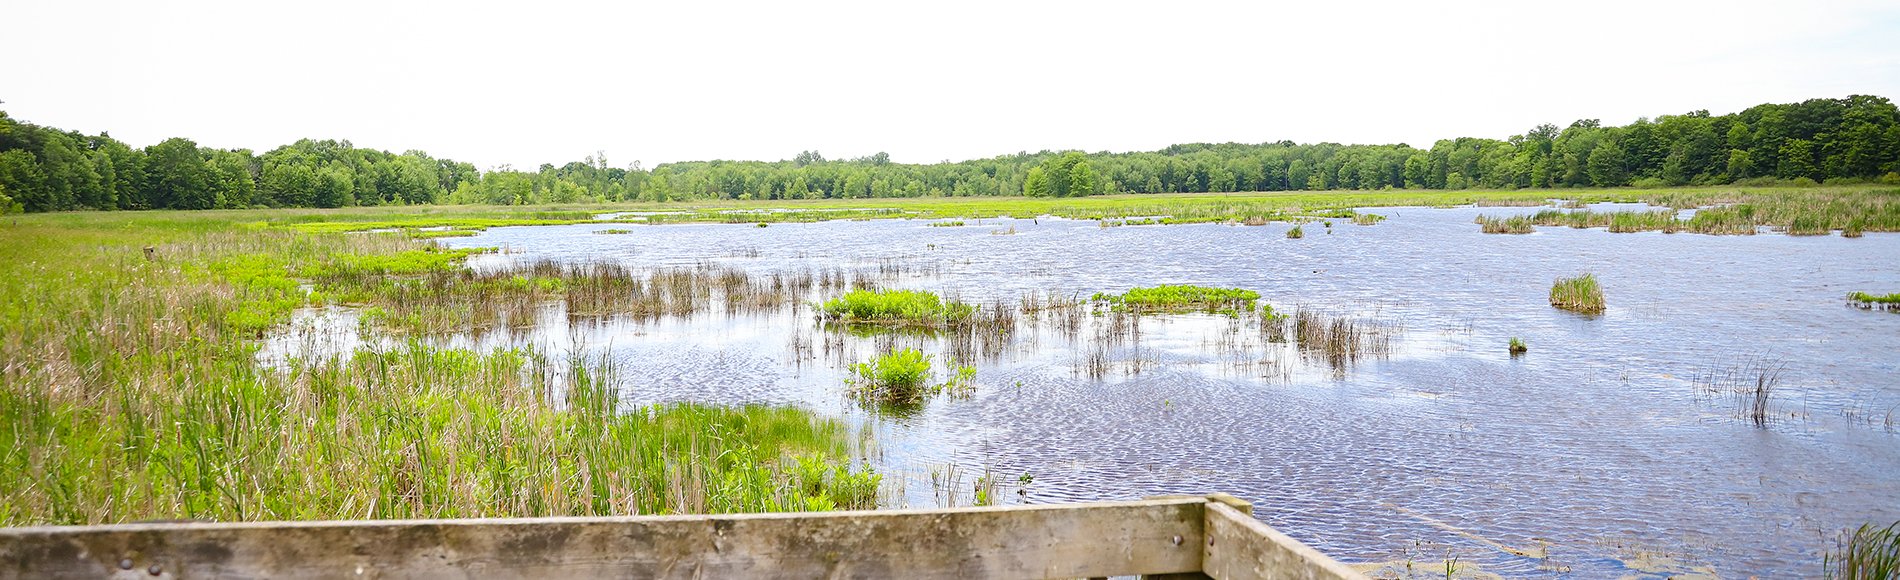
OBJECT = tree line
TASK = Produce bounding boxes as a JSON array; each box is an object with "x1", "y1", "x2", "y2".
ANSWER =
[{"x1": 3, "y1": 94, "x2": 1898, "y2": 213}]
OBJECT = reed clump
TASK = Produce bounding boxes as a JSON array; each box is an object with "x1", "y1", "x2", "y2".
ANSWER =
[
  {"x1": 1476, "y1": 214, "x2": 1535, "y2": 234},
  {"x1": 1286, "y1": 224, "x2": 1305, "y2": 239},
  {"x1": 1508, "y1": 337, "x2": 1527, "y2": 355},
  {"x1": 1549, "y1": 273, "x2": 1606, "y2": 314}
]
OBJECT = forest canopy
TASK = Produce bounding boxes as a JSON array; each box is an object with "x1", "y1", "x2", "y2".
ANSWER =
[{"x1": 2, "y1": 94, "x2": 1898, "y2": 214}]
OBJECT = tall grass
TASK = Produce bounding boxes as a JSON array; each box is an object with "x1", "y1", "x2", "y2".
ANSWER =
[
  {"x1": 1848, "y1": 292, "x2": 1900, "y2": 311},
  {"x1": 0, "y1": 211, "x2": 877, "y2": 525},
  {"x1": 1825, "y1": 521, "x2": 1900, "y2": 579},
  {"x1": 1549, "y1": 273, "x2": 1606, "y2": 314}
]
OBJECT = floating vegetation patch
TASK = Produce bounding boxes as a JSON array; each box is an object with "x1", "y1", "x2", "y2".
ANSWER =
[
  {"x1": 1286, "y1": 224, "x2": 1305, "y2": 239},
  {"x1": 1549, "y1": 273, "x2": 1605, "y2": 314},
  {"x1": 846, "y1": 348, "x2": 975, "y2": 410},
  {"x1": 1287, "y1": 309, "x2": 1396, "y2": 370},
  {"x1": 928, "y1": 221, "x2": 965, "y2": 227},
  {"x1": 595, "y1": 228, "x2": 633, "y2": 235},
  {"x1": 1091, "y1": 284, "x2": 1260, "y2": 315},
  {"x1": 819, "y1": 289, "x2": 976, "y2": 328},
  {"x1": 1352, "y1": 212, "x2": 1386, "y2": 226},
  {"x1": 1508, "y1": 337, "x2": 1527, "y2": 355},
  {"x1": 1848, "y1": 292, "x2": 1900, "y2": 311}
]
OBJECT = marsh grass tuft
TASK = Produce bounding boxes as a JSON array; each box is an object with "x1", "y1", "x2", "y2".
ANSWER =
[
  {"x1": 1549, "y1": 273, "x2": 1605, "y2": 314},
  {"x1": 1848, "y1": 292, "x2": 1900, "y2": 311},
  {"x1": 819, "y1": 289, "x2": 975, "y2": 328},
  {"x1": 1287, "y1": 224, "x2": 1305, "y2": 239},
  {"x1": 1825, "y1": 521, "x2": 1900, "y2": 579},
  {"x1": 1508, "y1": 337, "x2": 1527, "y2": 355},
  {"x1": 1476, "y1": 214, "x2": 1534, "y2": 234},
  {"x1": 1092, "y1": 285, "x2": 1260, "y2": 314}
]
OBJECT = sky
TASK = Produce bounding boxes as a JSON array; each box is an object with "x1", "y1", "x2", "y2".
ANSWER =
[{"x1": 4, "y1": 0, "x2": 1899, "y2": 170}]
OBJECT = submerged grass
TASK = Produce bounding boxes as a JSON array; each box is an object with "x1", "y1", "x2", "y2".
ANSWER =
[
  {"x1": 0, "y1": 211, "x2": 878, "y2": 525},
  {"x1": 1549, "y1": 273, "x2": 1606, "y2": 314}
]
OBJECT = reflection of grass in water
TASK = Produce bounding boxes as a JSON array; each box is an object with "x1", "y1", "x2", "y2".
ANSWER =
[
  {"x1": 1549, "y1": 273, "x2": 1605, "y2": 314},
  {"x1": 0, "y1": 212, "x2": 877, "y2": 525},
  {"x1": 1826, "y1": 521, "x2": 1900, "y2": 580}
]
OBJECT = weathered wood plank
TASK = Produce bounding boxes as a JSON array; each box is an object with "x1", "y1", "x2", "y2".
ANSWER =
[
  {"x1": 1200, "y1": 502, "x2": 1367, "y2": 580},
  {"x1": 0, "y1": 499, "x2": 1207, "y2": 580}
]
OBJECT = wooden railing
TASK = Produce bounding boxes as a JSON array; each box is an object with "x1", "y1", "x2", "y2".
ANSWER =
[{"x1": 0, "y1": 494, "x2": 1367, "y2": 579}]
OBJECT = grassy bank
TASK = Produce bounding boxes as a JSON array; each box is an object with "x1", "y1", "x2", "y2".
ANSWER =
[
  {"x1": 54, "y1": 184, "x2": 1887, "y2": 236},
  {"x1": 0, "y1": 212, "x2": 877, "y2": 526}
]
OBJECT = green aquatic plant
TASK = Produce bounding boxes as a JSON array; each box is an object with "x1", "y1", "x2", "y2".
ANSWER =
[
  {"x1": 595, "y1": 228, "x2": 633, "y2": 235},
  {"x1": 1287, "y1": 224, "x2": 1305, "y2": 239},
  {"x1": 1352, "y1": 212, "x2": 1386, "y2": 225},
  {"x1": 1476, "y1": 214, "x2": 1534, "y2": 234},
  {"x1": 819, "y1": 289, "x2": 975, "y2": 327},
  {"x1": 1825, "y1": 521, "x2": 1900, "y2": 580},
  {"x1": 1549, "y1": 273, "x2": 1605, "y2": 314},
  {"x1": 1508, "y1": 337, "x2": 1527, "y2": 355},
  {"x1": 847, "y1": 349, "x2": 975, "y2": 407},
  {"x1": 1849, "y1": 292, "x2": 1900, "y2": 311},
  {"x1": 1092, "y1": 284, "x2": 1261, "y2": 314}
]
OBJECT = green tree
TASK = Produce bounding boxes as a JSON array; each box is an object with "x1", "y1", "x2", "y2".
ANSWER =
[
  {"x1": 145, "y1": 138, "x2": 213, "y2": 209},
  {"x1": 1022, "y1": 166, "x2": 1051, "y2": 197},
  {"x1": 1068, "y1": 160, "x2": 1098, "y2": 196},
  {"x1": 1586, "y1": 141, "x2": 1628, "y2": 186}
]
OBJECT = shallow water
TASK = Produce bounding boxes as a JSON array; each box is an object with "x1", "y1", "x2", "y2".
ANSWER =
[{"x1": 290, "y1": 207, "x2": 1900, "y2": 577}]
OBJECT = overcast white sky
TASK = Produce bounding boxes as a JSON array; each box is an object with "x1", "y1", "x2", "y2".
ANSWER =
[{"x1": 4, "y1": 0, "x2": 1898, "y2": 170}]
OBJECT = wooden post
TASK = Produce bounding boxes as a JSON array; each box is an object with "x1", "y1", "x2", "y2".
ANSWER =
[{"x1": 142, "y1": 246, "x2": 155, "y2": 261}]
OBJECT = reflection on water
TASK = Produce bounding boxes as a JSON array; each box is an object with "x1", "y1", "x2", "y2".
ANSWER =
[{"x1": 268, "y1": 207, "x2": 1900, "y2": 577}]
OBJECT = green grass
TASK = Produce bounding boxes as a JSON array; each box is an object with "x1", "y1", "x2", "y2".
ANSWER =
[
  {"x1": 1476, "y1": 214, "x2": 1535, "y2": 234},
  {"x1": 1508, "y1": 337, "x2": 1527, "y2": 354},
  {"x1": 1826, "y1": 521, "x2": 1900, "y2": 579},
  {"x1": 847, "y1": 349, "x2": 975, "y2": 408},
  {"x1": 1287, "y1": 224, "x2": 1305, "y2": 239},
  {"x1": 819, "y1": 289, "x2": 975, "y2": 327},
  {"x1": 1549, "y1": 273, "x2": 1606, "y2": 314},
  {"x1": 1092, "y1": 284, "x2": 1261, "y2": 314},
  {"x1": 1849, "y1": 292, "x2": 1900, "y2": 311},
  {"x1": 0, "y1": 210, "x2": 877, "y2": 525}
]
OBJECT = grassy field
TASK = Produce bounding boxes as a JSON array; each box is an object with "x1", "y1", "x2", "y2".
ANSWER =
[{"x1": 0, "y1": 211, "x2": 878, "y2": 526}]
